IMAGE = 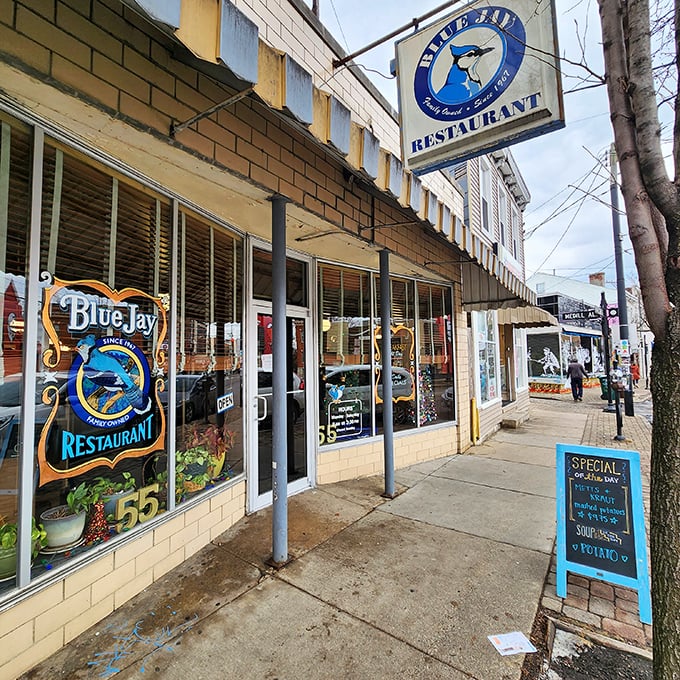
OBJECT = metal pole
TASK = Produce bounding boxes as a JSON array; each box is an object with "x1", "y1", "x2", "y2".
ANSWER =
[
  {"x1": 601, "y1": 292, "x2": 615, "y2": 413},
  {"x1": 610, "y1": 144, "x2": 633, "y2": 417},
  {"x1": 613, "y1": 386, "x2": 625, "y2": 440},
  {"x1": 610, "y1": 145, "x2": 629, "y2": 344},
  {"x1": 270, "y1": 195, "x2": 289, "y2": 566},
  {"x1": 332, "y1": 0, "x2": 458, "y2": 67},
  {"x1": 379, "y1": 249, "x2": 395, "y2": 498}
]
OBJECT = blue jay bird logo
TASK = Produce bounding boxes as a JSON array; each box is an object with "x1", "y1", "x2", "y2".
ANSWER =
[
  {"x1": 328, "y1": 383, "x2": 345, "y2": 402},
  {"x1": 436, "y1": 44, "x2": 495, "y2": 104},
  {"x1": 411, "y1": 5, "x2": 525, "y2": 122},
  {"x1": 69, "y1": 334, "x2": 152, "y2": 426}
]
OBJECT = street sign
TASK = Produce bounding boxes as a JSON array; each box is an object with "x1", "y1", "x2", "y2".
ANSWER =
[
  {"x1": 556, "y1": 443, "x2": 651, "y2": 624},
  {"x1": 562, "y1": 310, "x2": 600, "y2": 321}
]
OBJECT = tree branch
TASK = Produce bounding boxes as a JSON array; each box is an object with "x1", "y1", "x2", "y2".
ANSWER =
[
  {"x1": 626, "y1": 0, "x2": 678, "y2": 213},
  {"x1": 598, "y1": 0, "x2": 671, "y2": 338}
]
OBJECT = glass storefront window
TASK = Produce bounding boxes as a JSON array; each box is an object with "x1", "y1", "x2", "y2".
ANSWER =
[
  {"x1": 378, "y1": 278, "x2": 417, "y2": 433},
  {"x1": 527, "y1": 332, "x2": 562, "y2": 379},
  {"x1": 252, "y1": 248, "x2": 307, "y2": 307},
  {"x1": 319, "y1": 266, "x2": 372, "y2": 444},
  {"x1": 175, "y1": 210, "x2": 243, "y2": 505},
  {"x1": 0, "y1": 117, "x2": 246, "y2": 593},
  {"x1": 417, "y1": 284, "x2": 455, "y2": 425},
  {"x1": 477, "y1": 310, "x2": 499, "y2": 403},
  {"x1": 32, "y1": 144, "x2": 172, "y2": 573},
  {"x1": 0, "y1": 117, "x2": 31, "y2": 589},
  {"x1": 513, "y1": 329, "x2": 528, "y2": 390},
  {"x1": 319, "y1": 265, "x2": 456, "y2": 446}
]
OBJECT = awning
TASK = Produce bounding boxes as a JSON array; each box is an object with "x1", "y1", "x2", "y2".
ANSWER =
[
  {"x1": 497, "y1": 306, "x2": 558, "y2": 328},
  {"x1": 461, "y1": 253, "x2": 536, "y2": 311},
  {"x1": 561, "y1": 324, "x2": 602, "y2": 337}
]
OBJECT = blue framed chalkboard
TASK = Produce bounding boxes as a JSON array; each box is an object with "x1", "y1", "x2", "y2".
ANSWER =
[{"x1": 556, "y1": 443, "x2": 651, "y2": 624}]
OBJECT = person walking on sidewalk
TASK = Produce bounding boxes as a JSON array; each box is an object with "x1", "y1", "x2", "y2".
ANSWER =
[{"x1": 566, "y1": 356, "x2": 588, "y2": 401}]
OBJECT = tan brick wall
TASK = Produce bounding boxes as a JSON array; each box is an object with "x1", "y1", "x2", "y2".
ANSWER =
[
  {"x1": 0, "y1": 480, "x2": 246, "y2": 679},
  {"x1": 0, "y1": 0, "x2": 464, "y2": 271},
  {"x1": 317, "y1": 426, "x2": 458, "y2": 485}
]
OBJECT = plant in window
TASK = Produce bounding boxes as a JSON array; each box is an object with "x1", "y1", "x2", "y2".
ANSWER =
[
  {"x1": 40, "y1": 481, "x2": 101, "y2": 550},
  {"x1": 91, "y1": 473, "x2": 137, "y2": 520},
  {"x1": 0, "y1": 516, "x2": 48, "y2": 580},
  {"x1": 184, "y1": 422, "x2": 235, "y2": 481},
  {"x1": 175, "y1": 446, "x2": 211, "y2": 493}
]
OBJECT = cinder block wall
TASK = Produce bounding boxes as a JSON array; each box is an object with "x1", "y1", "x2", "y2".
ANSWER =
[
  {"x1": 317, "y1": 426, "x2": 458, "y2": 484},
  {"x1": 0, "y1": 482, "x2": 245, "y2": 678}
]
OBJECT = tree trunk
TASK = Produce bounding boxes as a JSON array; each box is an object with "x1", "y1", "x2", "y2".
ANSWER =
[
  {"x1": 597, "y1": 0, "x2": 680, "y2": 677},
  {"x1": 650, "y1": 328, "x2": 680, "y2": 679}
]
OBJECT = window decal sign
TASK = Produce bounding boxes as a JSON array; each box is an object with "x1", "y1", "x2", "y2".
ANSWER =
[
  {"x1": 395, "y1": 0, "x2": 565, "y2": 174},
  {"x1": 37, "y1": 274, "x2": 168, "y2": 485},
  {"x1": 373, "y1": 324, "x2": 416, "y2": 404}
]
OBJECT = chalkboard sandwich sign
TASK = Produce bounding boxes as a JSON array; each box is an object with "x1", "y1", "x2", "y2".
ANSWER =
[{"x1": 556, "y1": 443, "x2": 651, "y2": 624}]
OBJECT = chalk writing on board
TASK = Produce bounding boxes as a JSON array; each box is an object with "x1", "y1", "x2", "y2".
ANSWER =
[{"x1": 565, "y1": 452, "x2": 636, "y2": 579}]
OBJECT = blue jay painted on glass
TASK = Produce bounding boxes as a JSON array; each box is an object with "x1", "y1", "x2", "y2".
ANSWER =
[{"x1": 75, "y1": 334, "x2": 151, "y2": 414}]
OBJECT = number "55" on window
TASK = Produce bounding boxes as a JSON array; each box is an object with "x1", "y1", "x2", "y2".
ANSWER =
[{"x1": 114, "y1": 483, "x2": 160, "y2": 532}]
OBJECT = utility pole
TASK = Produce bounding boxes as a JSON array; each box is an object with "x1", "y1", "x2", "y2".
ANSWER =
[
  {"x1": 610, "y1": 144, "x2": 629, "y2": 348},
  {"x1": 609, "y1": 144, "x2": 633, "y2": 425}
]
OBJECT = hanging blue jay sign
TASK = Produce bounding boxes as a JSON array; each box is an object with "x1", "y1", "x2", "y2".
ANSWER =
[
  {"x1": 37, "y1": 274, "x2": 169, "y2": 485},
  {"x1": 394, "y1": 0, "x2": 565, "y2": 174}
]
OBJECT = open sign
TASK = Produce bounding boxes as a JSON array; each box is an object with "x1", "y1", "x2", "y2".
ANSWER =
[{"x1": 217, "y1": 392, "x2": 234, "y2": 413}]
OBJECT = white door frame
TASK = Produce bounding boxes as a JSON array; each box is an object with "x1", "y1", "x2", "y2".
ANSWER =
[{"x1": 245, "y1": 242, "x2": 316, "y2": 513}]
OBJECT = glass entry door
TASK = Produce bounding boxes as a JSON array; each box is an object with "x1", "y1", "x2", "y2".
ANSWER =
[{"x1": 250, "y1": 307, "x2": 310, "y2": 510}]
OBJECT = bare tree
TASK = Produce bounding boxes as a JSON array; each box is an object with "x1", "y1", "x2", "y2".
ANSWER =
[{"x1": 597, "y1": 0, "x2": 679, "y2": 675}]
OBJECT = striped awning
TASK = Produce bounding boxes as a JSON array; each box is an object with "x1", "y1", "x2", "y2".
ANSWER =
[{"x1": 497, "y1": 306, "x2": 558, "y2": 328}]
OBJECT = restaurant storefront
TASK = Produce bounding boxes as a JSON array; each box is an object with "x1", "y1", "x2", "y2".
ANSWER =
[{"x1": 0, "y1": 1, "x2": 535, "y2": 674}]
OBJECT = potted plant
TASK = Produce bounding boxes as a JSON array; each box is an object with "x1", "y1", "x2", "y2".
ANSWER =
[
  {"x1": 40, "y1": 481, "x2": 99, "y2": 550},
  {"x1": 175, "y1": 445, "x2": 211, "y2": 494},
  {"x1": 185, "y1": 423, "x2": 235, "y2": 481},
  {"x1": 91, "y1": 472, "x2": 136, "y2": 520},
  {"x1": 0, "y1": 517, "x2": 47, "y2": 580}
]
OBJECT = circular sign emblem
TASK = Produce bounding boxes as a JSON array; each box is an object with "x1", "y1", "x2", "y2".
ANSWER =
[
  {"x1": 68, "y1": 334, "x2": 152, "y2": 427},
  {"x1": 413, "y1": 6, "x2": 526, "y2": 122}
]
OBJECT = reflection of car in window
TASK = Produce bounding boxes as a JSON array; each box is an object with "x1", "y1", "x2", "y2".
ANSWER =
[
  {"x1": 257, "y1": 370, "x2": 304, "y2": 423},
  {"x1": 0, "y1": 374, "x2": 71, "y2": 460},
  {"x1": 323, "y1": 365, "x2": 414, "y2": 412},
  {"x1": 159, "y1": 374, "x2": 217, "y2": 423}
]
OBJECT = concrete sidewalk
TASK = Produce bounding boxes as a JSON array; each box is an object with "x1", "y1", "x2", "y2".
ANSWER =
[{"x1": 21, "y1": 393, "x2": 651, "y2": 680}]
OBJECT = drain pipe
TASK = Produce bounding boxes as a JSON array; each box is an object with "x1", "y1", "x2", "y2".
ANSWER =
[
  {"x1": 270, "y1": 194, "x2": 289, "y2": 566},
  {"x1": 380, "y1": 249, "x2": 396, "y2": 498}
]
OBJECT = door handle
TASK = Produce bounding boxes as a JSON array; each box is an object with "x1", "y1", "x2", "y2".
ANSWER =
[{"x1": 255, "y1": 395, "x2": 268, "y2": 421}]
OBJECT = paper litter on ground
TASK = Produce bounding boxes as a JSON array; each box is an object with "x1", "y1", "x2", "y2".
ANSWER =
[{"x1": 488, "y1": 631, "x2": 537, "y2": 656}]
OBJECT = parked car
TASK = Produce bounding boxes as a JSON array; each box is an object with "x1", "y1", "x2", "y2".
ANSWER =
[{"x1": 159, "y1": 374, "x2": 217, "y2": 423}]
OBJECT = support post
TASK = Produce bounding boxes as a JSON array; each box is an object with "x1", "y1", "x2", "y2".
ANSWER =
[
  {"x1": 270, "y1": 195, "x2": 289, "y2": 566},
  {"x1": 380, "y1": 249, "x2": 395, "y2": 498},
  {"x1": 601, "y1": 292, "x2": 615, "y2": 413}
]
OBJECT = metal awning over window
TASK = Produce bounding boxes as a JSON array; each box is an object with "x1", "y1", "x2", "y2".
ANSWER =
[
  {"x1": 561, "y1": 324, "x2": 602, "y2": 337},
  {"x1": 497, "y1": 306, "x2": 558, "y2": 328},
  {"x1": 462, "y1": 259, "x2": 536, "y2": 311}
]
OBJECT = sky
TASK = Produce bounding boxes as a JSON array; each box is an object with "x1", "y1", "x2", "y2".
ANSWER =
[{"x1": 305, "y1": 0, "x2": 657, "y2": 290}]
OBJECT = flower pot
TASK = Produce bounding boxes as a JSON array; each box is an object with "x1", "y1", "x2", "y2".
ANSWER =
[
  {"x1": 0, "y1": 545, "x2": 17, "y2": 580},
  {"x1": 0, "y1": 541, "x2": 42, "y2": 580},
  {"x1": 40, "y1": 505, "x2": 87, "y2": 549},
  {"x1": 207, "y1": 451, "x2": 226, "y2": 480},
  {"x1": 102, "y1": 491, "x2": 129, "y2": 519}
]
